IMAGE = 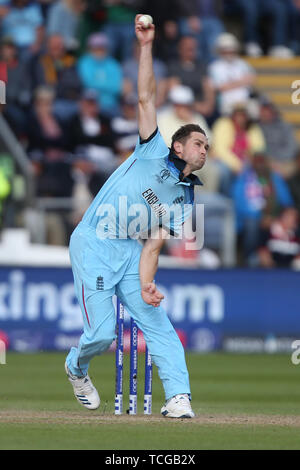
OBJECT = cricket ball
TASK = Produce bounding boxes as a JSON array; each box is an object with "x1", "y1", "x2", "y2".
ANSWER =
[{"x1": 139, "y1": 15, "x2": 153, "y2": 28}]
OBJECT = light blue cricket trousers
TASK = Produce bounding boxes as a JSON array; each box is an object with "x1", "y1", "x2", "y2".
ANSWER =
[{"x1": 66, "y1": 223, "x2": 191, "y2": 400}]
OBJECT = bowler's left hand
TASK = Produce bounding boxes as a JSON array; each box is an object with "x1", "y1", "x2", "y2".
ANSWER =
[{"x1": 141, "y1": 282, "x2": 164, "y2": 307}]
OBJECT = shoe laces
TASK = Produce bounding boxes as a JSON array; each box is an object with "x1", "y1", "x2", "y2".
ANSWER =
[
  {"x1": 73, "y1": 376, "x2": 94, "y2": 395},
  {"x1": 175, "y1": 394, "x2": 190, "y2": 403},
  {"x1": 168, "y1": 394, "x2": 190, "y2": 405}
]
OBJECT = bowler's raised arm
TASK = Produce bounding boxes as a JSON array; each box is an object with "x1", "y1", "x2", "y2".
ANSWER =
[{"x1": 135, "y1": 14, "x2": 157, "y2": 141}]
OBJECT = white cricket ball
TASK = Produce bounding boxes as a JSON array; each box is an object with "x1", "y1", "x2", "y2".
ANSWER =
[{"x1": 139, "y1": 15, "x2": 153, "y2": 28}]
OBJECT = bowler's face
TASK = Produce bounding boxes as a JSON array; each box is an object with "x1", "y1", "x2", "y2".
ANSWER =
[{"x1": 182, "y1": 132, "x2": 209, "y2": 170}]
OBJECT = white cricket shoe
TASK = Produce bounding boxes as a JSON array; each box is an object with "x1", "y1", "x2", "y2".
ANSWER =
[
  {"x1": 65, "y1": 362, "x2": 100, "y2": 410},
  {"x1": 161, "y1": 394, "x2": 195, "y2": 418}
]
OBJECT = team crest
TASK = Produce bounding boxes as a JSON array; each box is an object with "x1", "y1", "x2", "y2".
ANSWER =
[{"x1": 96, "y1": 276, "x2": 104, "y2": 291}]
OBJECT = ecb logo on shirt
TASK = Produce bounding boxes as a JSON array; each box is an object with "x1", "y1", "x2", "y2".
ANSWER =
[
  {"x1": 155, "y1": 169, "x2": 170, "y2": 184},
  {"x1": 96, "y1": 276, "x2": 104, "y2": 291}
]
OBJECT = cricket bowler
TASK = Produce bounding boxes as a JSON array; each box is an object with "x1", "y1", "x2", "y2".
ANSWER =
[{"x1": 65, "y1": 14, "x2": 209, "y2": 418}]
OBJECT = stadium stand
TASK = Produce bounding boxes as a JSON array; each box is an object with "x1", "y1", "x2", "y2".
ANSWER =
[{"x1": 0, "y1": 0, "x2": 299, "y2": 268}]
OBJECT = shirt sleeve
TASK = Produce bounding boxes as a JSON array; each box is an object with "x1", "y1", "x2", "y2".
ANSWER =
[{"x1": 134, "y1": 128, "x2": 170, "y2": 160}]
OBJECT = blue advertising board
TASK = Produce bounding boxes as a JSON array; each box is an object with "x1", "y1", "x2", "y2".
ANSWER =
[{"x1": 0, "y1": 267, "x2": 299, "y2": 352}]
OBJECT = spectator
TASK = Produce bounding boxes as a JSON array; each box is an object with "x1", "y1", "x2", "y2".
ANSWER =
[
  {"x1": 26, "y1": 86, "x2": 72, "y2": 197},
  {"x1": 288, "y1": 0, "x2": 300, "y2": 55},
  {"x1": 75, "y1": 0, "x2": 107, "y2": 56},
  {"x1": 37, "y1": 0, "x2": 53, "y2": 20},
  {"x1": 208, "y1": 33, "x2": 255, "y2": 116},
  {"x1": 178, "y1": 0, "x2": 225, "y2": 64},
  {"x1": 0, "y1": 0, "x2": 9, "y2": 21},
  {"x1": 0, "y1": 37, "x2": 31, "y2": 135},
  {"x1": 30, "y1": 33, "x2": 82, "y2": 121},
  {"x1": 26, "y1": 85, "x2": 74, "y2": 244},
  {"x1": 46, "y1": 0, "x2": 87, "y2": 51},
  {"x1": 77, "y1": 32, "x2": 123, "y2": 117},
  {"x1": 114, "y1": 136, "x2": 136, "y2": 166},
  {"x1": 258, "y1": 99, "x2": 298, "y2": 179},
  {"x1": 167, "y1": 35, "x2": 216, "y2": 121},
  {"x1": 157, "y1": 85, "x2": 211, "y2": 146},
  {"x1": 233, "y1": 151, "x2": 294, "y2": 265},
  {"x1": 224, "y1": 0, "x2": 293, "y2": 58},
  {"x1": 211, "y1": 103, "x2": 265, "y2": 196},
  {"x1": 165, "y1": 234, "x2": 222, "y2": 268},
  {"x1": 111, "y1": 92, "x2": 139, "y2": 160},
  {"x1": 0, "y1": 0, "x2": 44, "y2": 60},
  {"x1": 288, "y1": 150, "x2": 300, "y2": 214},
  {"x1": 122, "y1": 40, "x2": 168, "y2": 109},
  {"x1": 101, "y1": 0, "x2": 141, "y2": 62},
  {"x1": 258, "y1": 207, "x2": 300, "y2": 268},
  {"x1": 141, "y1": 0, "x2": 185, "y2": 62},
  {"x1": 68, "y1": 88, "x2": 118, "y2": 198}
]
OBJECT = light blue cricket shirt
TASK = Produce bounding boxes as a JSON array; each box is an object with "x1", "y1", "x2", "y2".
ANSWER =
[{"x1": 81, "y1": 128, "x2": 202, "y2": 239}]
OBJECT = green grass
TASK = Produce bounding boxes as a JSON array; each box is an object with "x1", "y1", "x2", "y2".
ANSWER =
[
  {"x1": 2, "y1": 422, "x2": 300, "y2": 450},
  {"x1": 1, "y1": 352, "x2": 300, "y2": 449}
]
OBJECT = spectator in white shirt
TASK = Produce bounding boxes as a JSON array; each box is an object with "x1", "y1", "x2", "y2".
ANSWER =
[
  {"x1": 208, "y1": 33, "x2": 255, "y2": 115},
  {"x1": 157, "y1": 85, "x2": 211, "y2": 145}
]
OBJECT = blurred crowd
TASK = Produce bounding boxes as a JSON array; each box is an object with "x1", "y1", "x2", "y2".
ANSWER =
[{"x1": 0, "y1": 0, "x2": 300, "y2": 269}]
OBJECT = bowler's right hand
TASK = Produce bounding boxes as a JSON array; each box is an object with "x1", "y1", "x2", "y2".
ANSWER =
[{"x1": 135, "y1": 14, "x2": 155, "y2": 46}]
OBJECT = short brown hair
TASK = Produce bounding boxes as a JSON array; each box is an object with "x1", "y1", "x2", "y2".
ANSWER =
[{"x1": 171, "y1": 124, "x2": 206, "y2": 151}]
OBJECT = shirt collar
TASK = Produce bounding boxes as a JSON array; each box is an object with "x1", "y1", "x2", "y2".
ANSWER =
[{"x1": 168, "y1": 150, "x2": 203, "y2": 186}]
